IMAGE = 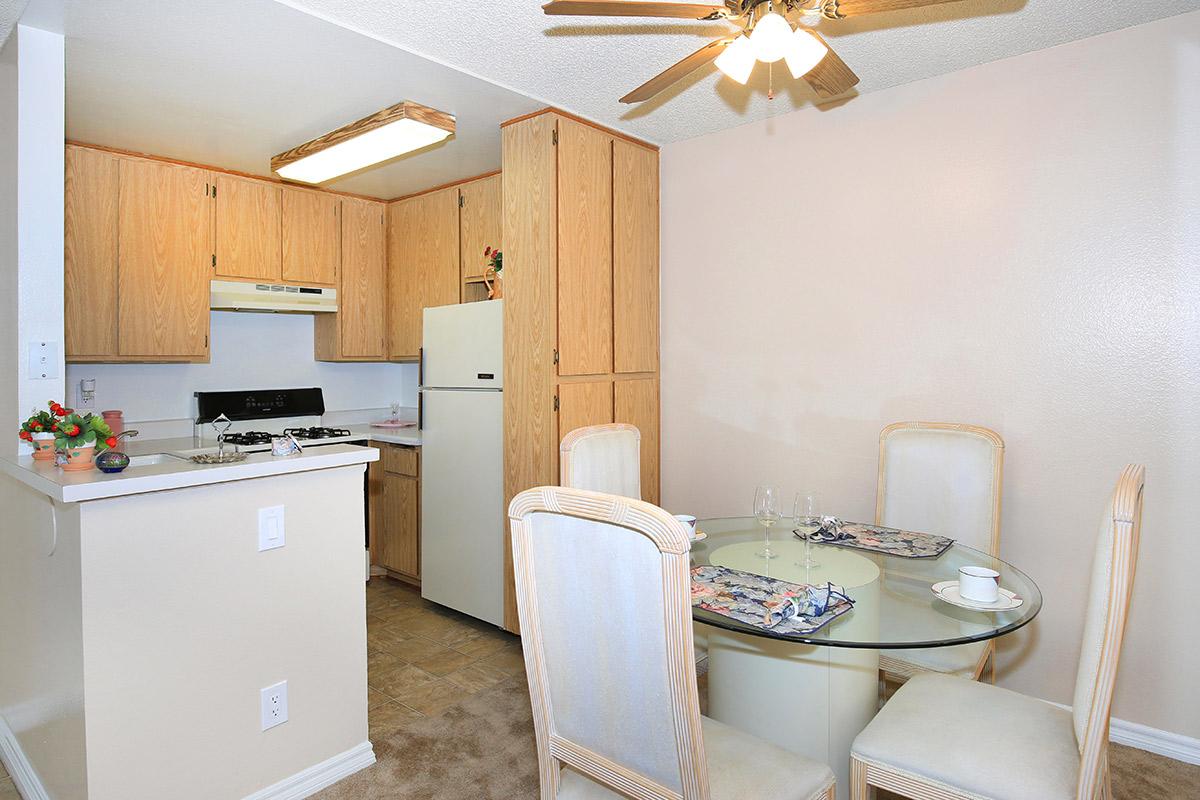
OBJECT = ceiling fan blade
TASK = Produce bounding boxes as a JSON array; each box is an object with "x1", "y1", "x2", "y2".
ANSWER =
[
  {"x1": 802, "y1": 33, "x2": 859, "y2": 98},
  {"x1": 543, "y1": 1, "x2": 730, "y2": 20},
  {"x1": 819, "y1": 0, "x2": 964, "y2": 19},
  {"x1": 620, "y1": 37, "x2": 731, "y2": 104}
]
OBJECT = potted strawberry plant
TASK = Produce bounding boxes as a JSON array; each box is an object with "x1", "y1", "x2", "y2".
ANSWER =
[
  {"x1": 54, "y1": 411, "x2": 116, "y2": 472},
  {"x1": 483, "y1": 246, "x2": 503, "y2": 299},
  {"x1": 18, "y1": 401, "x2": 68, "y2": 461}
]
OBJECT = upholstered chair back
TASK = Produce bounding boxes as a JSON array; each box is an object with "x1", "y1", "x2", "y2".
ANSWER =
[
  {"x1": 509, "y1": 486, "x2": 708, "y2": 799},
  {"x1": 1072, "y1": 464, "x2": 1144, "y2": 799},
  {"x1": 560, "y1": 423, "x2": 642, "y2": 500},
  {"x1": 876, "y1": 422, "x2": 1004, "y2": 555}
]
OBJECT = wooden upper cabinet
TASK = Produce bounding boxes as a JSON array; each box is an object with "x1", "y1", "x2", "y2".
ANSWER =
[
  {"x1": 387, "y1": 186, "x2": 460, "y2": 359},
  {"x1": 613, "y1": 141, "x2": 659, "y2": 374},
  {"x1": 65, "y1": 146, "x2": 119, "y2": 358},
  {"x1": 556, "y1": 119, "x2": 613, "y2": 377},
  {"x1": 328, "y1": 197, "x2": 386, "y2": 359},
  {"x1": 215, "y1": 175, "x2": 281, "y2": 282},
  {"x1": 282, "y1": 187, "x2": 339, "y2": 286},
  {"x1": 459, "y1": 173, "x2": 502, "y2": 283},
  {"x1": 116, "y1": 158, "x2": 212, "y2": 359}
]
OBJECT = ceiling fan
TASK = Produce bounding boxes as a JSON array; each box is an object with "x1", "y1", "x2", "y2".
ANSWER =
[{"x1": 542, "y1": 0, "x2": 966, "y2": 103}]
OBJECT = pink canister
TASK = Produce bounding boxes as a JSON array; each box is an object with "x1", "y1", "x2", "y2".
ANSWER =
[{"x1": 102, "y1": 410, "x2": 124, "y2": 450}]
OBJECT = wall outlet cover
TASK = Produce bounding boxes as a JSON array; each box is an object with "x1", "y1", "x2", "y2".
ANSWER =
[
  {"x1": 27, "y1": 341, "x2": 59, "y2": 380},
  {"x1": 261, "y1": 680, "x2": 288, "y2": 731},
  {"x1": 258, "y1": 505, "x2": 285, "y2": 552}
]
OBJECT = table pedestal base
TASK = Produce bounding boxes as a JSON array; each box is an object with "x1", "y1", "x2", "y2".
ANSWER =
[{"x1": 706, "y1": 629, "x2": 878, "y2": 800}]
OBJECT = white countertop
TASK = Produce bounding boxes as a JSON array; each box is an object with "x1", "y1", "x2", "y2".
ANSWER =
[
  {"x1": 0, "y1": 443, "x2": 378, "y2": 504},
  {"x1": 350, "y1": 424, "x2": 421, "y2": 447}
]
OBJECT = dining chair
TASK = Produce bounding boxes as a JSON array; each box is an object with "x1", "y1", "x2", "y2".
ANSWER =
[
  {"x1": 559, "y1": 423, "x2": 642, "y2": 500},
  {"x1": 875, "y1": 421, "x2": 1005, "y2": 685},
  {"x1": 509, "y1": 485, "x2": 836, "y2": 800},
  {"x1": 850, "y1": 464, "x2": 1145, "y2": 800}
]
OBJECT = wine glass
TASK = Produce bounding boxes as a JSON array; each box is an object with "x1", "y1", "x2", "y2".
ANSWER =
[
  {"x1": 793, "y1": 491, "x2": 822, "y2": 569},
  {"x1": 753, "y1": 485, "x2": 781, "y2": 560}
]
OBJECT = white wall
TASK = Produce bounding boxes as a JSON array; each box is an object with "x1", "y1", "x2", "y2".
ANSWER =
[
  {"x1": 0, "y1": 23, "x2": 64, "y2": 454},
  {"x1": 65, "y1": 311, "x2": 418, "y2": 423},
  {"x1": 660, "y1": 12, "x2": 1200, "y2": 741}
]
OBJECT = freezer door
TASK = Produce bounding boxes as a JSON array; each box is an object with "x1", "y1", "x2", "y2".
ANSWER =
[
  {"x1": 419, "y1": 388, "x2": 504, "y2": 627},
  {"x1": 422, "y1": 300, "x2": 503, "y2": 389}
]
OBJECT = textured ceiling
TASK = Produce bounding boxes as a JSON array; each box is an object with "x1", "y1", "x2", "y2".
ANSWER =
[
  {"x1": 0, "y1": 0, "x2": 29, "y2": 47},
  {"x1": 277, "y1": 0, "x2": 1200, "y2": 145},
  {"x1": 59, "y1": 0, "x2": 542, "y2": 198}
]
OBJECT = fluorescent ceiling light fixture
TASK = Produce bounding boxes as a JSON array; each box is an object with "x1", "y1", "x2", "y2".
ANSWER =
[
  {"x1": 784, "y1": 29, "x2": 828, "y2": 79},
  {"x1": 715, "y1": 35, "x2": 756, "y2": 84},
  {"x1": 272, "y1": 101, "x2": 455, "y2": 184},
  {"x1": 749, "y1": 11, "x2": 792, "y2": 63}
]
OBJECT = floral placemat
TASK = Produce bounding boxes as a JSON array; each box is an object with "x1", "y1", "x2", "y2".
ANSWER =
[
  {"x1": 801, "y1": 521, "x2": 953, "y2": 559},
  {"x1": 690, "y1": 565, "x2": 854, "y2": 634}
]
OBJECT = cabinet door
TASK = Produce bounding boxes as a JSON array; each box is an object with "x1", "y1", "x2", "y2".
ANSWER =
[
  {"x1": 557, "y1": 119, "x2": 613, "y2": 377},
  {"x1": 338, "y1": 198, "x2": 387, "y2": 358},
  {"x1": 215, "y1": 174, "x2": 281, "y2": 282},
  {"x1": 615, "y1": 377, "x2": 660, "y2": 505},
  {"x1": 282, "y1": 187, "x2": 339, "y2": 286},
  {"x1": 613, "y1": 141, "x2": 659, "y2": 374},
  {"x1": 459, "y1": 173, "x2": 502, "y2": 282},
  {"x1": 117, "y1": 158, "x2": 211, "y2": 358},
  {"x1": 368, "y1": 455, "x2": 386, "y2": 568},
  {"x1": 387, "y1": 188, "x2": 459, "y2": 359},
  {"x1": 557, "y1": 380, "x2": 614, "y2": 448},
  {"x1": 381, "y1": 472, "x2": 420, "y2": 579},
  {"x1": 65, "y1": 146, "x2": 119, "y2": 358}
]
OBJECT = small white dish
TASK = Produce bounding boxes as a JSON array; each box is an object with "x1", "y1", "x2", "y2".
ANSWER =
[
  {"x1": 931, "y1": 580, "x2": 1023, "y2": 611},
  {"x1": 693, "y1": 530, "x2": 707, "y2": 542}
]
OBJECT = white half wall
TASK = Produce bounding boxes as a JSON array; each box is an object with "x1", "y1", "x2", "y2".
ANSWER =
[
  {"x1": 0, "y1": 22, "x2": 64, "y2": 454},
  {"x1": 660, "y1": 11, "x2": 1200, "y2": 741},
  {"x1": 65, "y1": 311, "x2": 419, "y2": 423}
]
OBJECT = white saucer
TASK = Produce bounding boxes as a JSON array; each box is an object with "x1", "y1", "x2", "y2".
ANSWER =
[
  {"x1": 691, "y1": 530, "x2": 708, "y2": 542},
  {"x1": 931, "y1": 580, "x2": 1023, "y2": 611}
]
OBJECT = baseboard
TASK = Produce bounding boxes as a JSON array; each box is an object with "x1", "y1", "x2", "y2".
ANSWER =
[
  {"x1": 242, "y1": 741, "x2": 375, "y2": 800},
  {"x1": 1045, "y1": 702, "x2": 1200, "y2": 766},
  {"x1": 0, "y1": 715, "x2": 51, "y2": 800}
]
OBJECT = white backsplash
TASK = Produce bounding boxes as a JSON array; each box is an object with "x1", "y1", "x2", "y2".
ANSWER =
[{"x1": 64, "y1": 311, "x2": 419, "y2": 434}]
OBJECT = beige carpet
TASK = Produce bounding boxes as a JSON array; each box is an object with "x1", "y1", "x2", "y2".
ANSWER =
[{"x1": 316, "y1": 671, "x2": 1199, "y2": 800}]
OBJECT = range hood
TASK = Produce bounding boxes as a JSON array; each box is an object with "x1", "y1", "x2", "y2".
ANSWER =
[{"x1": 210, "y1": 280, "x2": 337, "y2": 313}]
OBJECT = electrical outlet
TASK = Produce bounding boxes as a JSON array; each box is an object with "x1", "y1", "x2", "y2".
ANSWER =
[
  {"x1": 258, "y1": 505, "x2": 285, "y2": 552},
  {"x1": 260, "y1": 681, "x2": 288, "y2": 731},
  {"x1": 76, "y1": 378, "x2": 96, "y2": 409}
]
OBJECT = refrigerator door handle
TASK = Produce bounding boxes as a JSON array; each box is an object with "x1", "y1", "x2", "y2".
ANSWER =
[
  {"x1": 418, "y1": 391, "x2": 423, "y2": 431},
  {"x1": 418, "y1": 347, "x2": 424, "y2": 388}
]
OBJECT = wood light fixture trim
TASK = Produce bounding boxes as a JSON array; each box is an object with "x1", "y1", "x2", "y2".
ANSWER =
[{"x1": 270, "y1": 101, "x2": 456, "y2": 176}]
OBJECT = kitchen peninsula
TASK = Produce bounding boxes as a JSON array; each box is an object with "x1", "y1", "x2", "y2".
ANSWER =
[{"x1": 0, "y1": 444, "x2": 378, "y2": 799}]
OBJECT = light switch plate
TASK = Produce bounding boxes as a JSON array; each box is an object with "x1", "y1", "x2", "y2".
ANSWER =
[
  {"x1": 258, "y1": 505, "x2": 285, "y2": 552},
  {"x1": 27, "y1": 341, "x2": 59, "y2": 380}
]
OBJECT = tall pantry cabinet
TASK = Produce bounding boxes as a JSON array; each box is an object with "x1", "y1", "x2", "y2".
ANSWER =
[{"x1": 501, "y1": 110, "x2": 660, "y2": 633}]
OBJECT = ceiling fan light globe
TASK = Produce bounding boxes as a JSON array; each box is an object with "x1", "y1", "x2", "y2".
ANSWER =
[
  {"x1": 749, "y1": 11, "x2": 792, "y2": 63},
  {"x1": 784, "y1": 28, "x2": 829, "y2": 79},
  {"x1": 714, "y1": 35, "x2": 755, "y2": 84}
]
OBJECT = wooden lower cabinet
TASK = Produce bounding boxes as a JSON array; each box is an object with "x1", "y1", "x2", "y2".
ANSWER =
[
  {"x1": 615, "y1": 377, "x2": 660, "y2": 505},
  {"x1": 371, "y1": 442, "x2": 421, "y2": 583}
]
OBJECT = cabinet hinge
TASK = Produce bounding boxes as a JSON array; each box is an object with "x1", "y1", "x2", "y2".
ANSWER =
[
  {"x1": 552, "y1": 348, "x2": 559, "y2": 365},
  {"x1": 553, "y1": 395, "x2": 559, "y2": 412},
  {"x1": 212, "y1": 184, "x2": 217, "y2": 198},
  {"x1": 552, "y1": 128, "x2": 558, "y2": 146},
  {"x1": 212, "y1": 254, "x2": 216, "y2": 268},
  {"x1": 458, "y1": 194, "x2": 465, "y2": 208}
]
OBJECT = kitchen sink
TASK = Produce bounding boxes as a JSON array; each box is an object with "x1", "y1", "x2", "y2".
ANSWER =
[{"x1": 127, "y1": 453, "x2": 187, "y2": 467}]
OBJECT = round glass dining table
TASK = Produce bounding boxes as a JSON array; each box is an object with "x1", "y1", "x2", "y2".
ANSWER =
[{"x1": 691, "y1": 517, "x2": 1042, "y2": 800}]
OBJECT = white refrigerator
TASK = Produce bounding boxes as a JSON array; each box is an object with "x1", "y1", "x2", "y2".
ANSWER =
[{"x1": 419, "y1": 300, "x2": 504, "y2": 627}]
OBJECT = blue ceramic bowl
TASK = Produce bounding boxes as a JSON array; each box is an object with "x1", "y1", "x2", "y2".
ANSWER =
[{"x1": 95, "y1": 450, "x2": 130, "y2": 473}]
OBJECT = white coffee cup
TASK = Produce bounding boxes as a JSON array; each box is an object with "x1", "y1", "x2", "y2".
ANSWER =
[
  {"x1": 958, "y1": 566, "x2": 1001, "y2": 603},
  {"x1": 673, "y1": 514, "x2": 698, "y2": 540}
]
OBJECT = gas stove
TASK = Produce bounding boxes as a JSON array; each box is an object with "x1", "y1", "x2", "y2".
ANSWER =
[{"x1": 190, "y1": 389, "x2": 367, "y2": 453}]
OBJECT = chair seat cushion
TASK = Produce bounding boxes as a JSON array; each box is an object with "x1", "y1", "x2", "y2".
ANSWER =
[
  {"x1": 852, "y1": 673, "x2": 1079, "y2": 800},
  {"x1": 559, "y1": 715, "x2": 834, "y2": 800},
  {"x1": 880, "y1": 640, "x2": 989, "y2": 680}
]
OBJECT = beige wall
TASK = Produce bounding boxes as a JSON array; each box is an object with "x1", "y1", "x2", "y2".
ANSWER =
[{"x1": 660, "y1": 12, "x2": 1200, "y2": 739}]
